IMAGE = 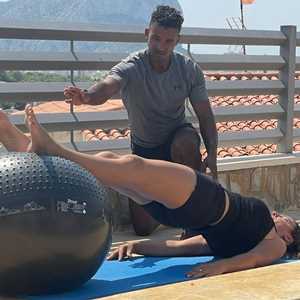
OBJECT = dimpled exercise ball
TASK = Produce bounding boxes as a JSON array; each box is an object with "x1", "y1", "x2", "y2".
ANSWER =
[{"x1": 0, "y1": 152, "x2": 112, "y2": 295}]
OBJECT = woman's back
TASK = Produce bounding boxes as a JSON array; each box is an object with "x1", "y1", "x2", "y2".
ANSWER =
[{"x1": 201, "y1": 192, "x2": 275, "y2": 257}]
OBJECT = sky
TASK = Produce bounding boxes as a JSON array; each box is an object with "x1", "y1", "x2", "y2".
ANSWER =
[
  {"x1": 178, "y1": 0, "x2": 297, "y2": 30},
  {"x1": 177, "y1": 0, "x2": 300, "y2": 55},
  {"x1": 0, "y1": 0, "x2": 298, "y2": 31},
  {"x1": 0, "y1": 0, "x2": 298, "y2": 55}
]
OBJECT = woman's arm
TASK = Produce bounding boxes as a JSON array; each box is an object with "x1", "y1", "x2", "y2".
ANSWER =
[
  {"x1": 186, "y1": 228, "x2": 287, "y2": 278},
  {"x1": 107, "y1": 235, "x2": 212, "y2": 261}
]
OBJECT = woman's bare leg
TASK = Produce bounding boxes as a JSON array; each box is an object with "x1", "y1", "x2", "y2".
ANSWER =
[
  {"x1": 0, "y1": 110, "x2": 30, "y2": 151},
  {"x1": 94, "y1": 151, "x2": 153, "y2": 205},
  {"x1": 26, "y1": 106, "x2": 197, "y2": 209}
]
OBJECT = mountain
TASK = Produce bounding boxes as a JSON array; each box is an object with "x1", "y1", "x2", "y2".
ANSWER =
[{"x1": 0, "y1": 0, "x2": 183, "y2": 53}]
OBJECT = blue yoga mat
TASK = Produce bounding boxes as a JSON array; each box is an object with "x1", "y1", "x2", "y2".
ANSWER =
[
  {"x1": 28, "y1": 256, "x2": 295, "y2": 300},
  {"x1": 28, "y1": 256, "x2": 213, "y2": 300}
]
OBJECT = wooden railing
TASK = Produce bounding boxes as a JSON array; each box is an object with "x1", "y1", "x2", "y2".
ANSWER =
[{"x1": 0, "y1": 21, "x2": 299, "y2": 165}]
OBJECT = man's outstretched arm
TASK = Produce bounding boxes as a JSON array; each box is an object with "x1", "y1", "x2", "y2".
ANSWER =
[{"x1": 64, "y1": 76, "x2": 121, "y2": 106}]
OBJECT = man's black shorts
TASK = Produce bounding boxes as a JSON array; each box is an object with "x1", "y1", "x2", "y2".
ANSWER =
[{"x1": 131, "y1": 123, "x2": 199, "y2": 161}]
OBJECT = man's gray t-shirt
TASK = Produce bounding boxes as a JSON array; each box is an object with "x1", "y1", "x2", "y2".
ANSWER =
[{"x1": 108, "y1": 49, "x2": 209, "y2": 148}]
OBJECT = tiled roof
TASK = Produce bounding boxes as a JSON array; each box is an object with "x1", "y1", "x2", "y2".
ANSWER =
[
  {"x1": 13, "y1": 72, "x2": 300, "y2": 157},
  {"x1": 32, "y1": 99, "x2": 124, "y2": 113},
  {"x1": 204, "y1": 72, "x2": 300, "y2": 81}
]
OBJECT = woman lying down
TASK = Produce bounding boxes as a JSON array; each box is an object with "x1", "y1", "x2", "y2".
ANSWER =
[{"x1": 1, "y1": 106, "x2": 300, "y2": 279}]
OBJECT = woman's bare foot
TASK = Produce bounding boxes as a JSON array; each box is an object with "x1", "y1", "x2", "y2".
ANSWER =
[
  {"x1": 25, "y1": 105, "x2": 64, "y2": 156},
  {"x1": 0, "y1": 109, "x2": 30, "y2": 151}
]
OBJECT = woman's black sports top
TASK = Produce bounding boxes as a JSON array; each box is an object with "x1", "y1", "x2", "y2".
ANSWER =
[{"x1": 142, "y1": 171, "x2": 274, "y2": 258}]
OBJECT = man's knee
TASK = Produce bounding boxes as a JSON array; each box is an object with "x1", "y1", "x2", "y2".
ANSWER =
[
  {"x1": 128, "y1": 198, "x2": 159, "y2": 236},
  {"x1": 171, "y1": 128, "x2": 201, "y2": 159},
  {"x1": 133, "y1": 222, "x2": 158, "y2": 236}
]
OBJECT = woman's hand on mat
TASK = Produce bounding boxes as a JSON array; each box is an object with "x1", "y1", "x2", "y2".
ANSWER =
[
  {"x1": 107, "y1": 242, "x2": 136, "y2": 261},
  {"x1": 186, "y1": 260, "x2": 227, "y2": 278}
]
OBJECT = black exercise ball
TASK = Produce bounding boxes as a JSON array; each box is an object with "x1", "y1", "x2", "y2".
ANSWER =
[{"x1": 0, "y1": 152, "x2": 112, "y2": 296}]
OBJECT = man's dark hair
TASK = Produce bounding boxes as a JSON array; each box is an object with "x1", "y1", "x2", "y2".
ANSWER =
[{"x1": 150, "y1": 5, "x2": 184, "y2": 32}]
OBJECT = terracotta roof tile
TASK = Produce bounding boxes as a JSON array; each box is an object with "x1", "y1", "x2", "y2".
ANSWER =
[
  {"x1": 261, "y1": 76, "x2": 269, "y2": 80},
  {"x1": 32, "y1": 99, "x2": 124, "y2": 113},
  {"x1": 294, "y1": 143, "x2": 300, "y2": 151},
  {"x1": 94, "y1": 129, "x2": 110, "y2": 140}
]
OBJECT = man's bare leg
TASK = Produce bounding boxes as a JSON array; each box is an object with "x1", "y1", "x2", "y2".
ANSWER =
[
  {"x1": 129, "y1": 200, "x2": 160, "y2": 235},
  {"x1": 25, "y1": 106, "x2": 197, "y2": 209},
  {"x1": 0, "y1": 110, "x2": 30, "y2": 151}
]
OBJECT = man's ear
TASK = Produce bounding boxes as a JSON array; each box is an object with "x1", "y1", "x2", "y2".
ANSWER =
[
  {"x1": 176, "y1": 35, "x2": 180, "y2": 45},
  {"x1": 283, "y1": 233, "x2": 294, "y2": 245},
  {"x1": 272, "y1": 211, "x2": 279, "y2": 217}
]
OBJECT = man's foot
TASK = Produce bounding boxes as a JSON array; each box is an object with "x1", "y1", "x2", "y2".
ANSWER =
[
  {"x1": 0, "y1": 109, "x2": 30, "y2": 151},
  {"x1": 25, "y1": 105, "x2": 63, "y2": 156}
]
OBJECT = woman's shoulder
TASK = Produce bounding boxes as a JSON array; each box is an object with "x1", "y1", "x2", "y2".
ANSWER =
[
  {"x1": 262, "y1": 227, "x2": 287, "y2": 258},
  {"x1": 240, "y1": 195, "x2": 271, "y2": 216}
]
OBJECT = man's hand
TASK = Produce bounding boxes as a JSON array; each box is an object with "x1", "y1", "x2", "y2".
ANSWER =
[
  {"x1": 107, "y1": 242, "x2": 136, "y2": 261},
  {"x1": 64, "y1": 86, "x2": 90, "y2": 106},
  {"x1": 202, "y1": 153, "x2": 218, "y2": 180},
  {"x1": 186, "y1": 260, "x2": 227, "y2": 278}
]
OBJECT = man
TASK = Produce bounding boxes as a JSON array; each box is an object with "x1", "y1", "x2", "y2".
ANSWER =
[{"x1": 64, "y1": 5, "x2": 218, "y2": 236}]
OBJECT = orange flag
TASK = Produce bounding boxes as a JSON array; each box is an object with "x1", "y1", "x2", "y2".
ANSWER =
[{"x1": 241, "y1": 0, "x2": 255, "y2": 4}]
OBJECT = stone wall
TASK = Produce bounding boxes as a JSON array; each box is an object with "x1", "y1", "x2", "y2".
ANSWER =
[
  {"x1": 218, "y1": 164, "x2": 300, "y2": 220},
  {"x1": 108, "y1": 164, "x2": 300, "y2": 231}
]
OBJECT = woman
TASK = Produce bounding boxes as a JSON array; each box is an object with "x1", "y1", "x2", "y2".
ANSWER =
[{"x1": 0, "y1": 106, "x2": 299, "y2": 278}]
